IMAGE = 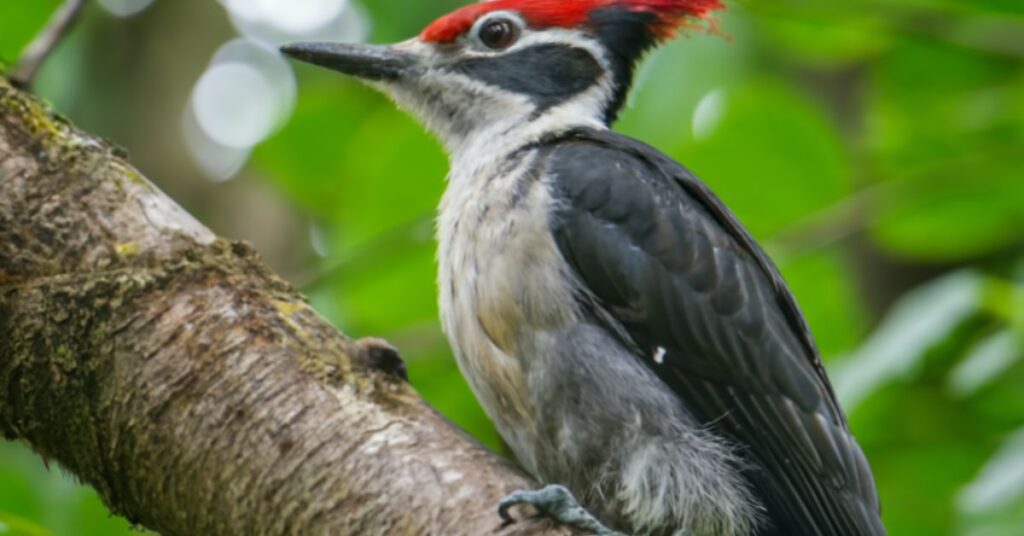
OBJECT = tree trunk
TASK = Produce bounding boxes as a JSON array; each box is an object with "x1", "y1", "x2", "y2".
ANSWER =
[{"x1": 0, "y1": 77, "x2": 568, "y2": 535}]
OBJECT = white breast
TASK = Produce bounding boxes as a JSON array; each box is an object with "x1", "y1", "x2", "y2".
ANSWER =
[{"x1": 437, "y1": 147, "x2": 577, "y2": 472}]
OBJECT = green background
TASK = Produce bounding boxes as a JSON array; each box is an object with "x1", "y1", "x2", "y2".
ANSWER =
[{"x1": 1, "y1": 0, "x2": 1023, "y2": 534}]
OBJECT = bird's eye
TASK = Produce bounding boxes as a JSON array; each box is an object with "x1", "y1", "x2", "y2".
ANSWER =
[{"x1": 478, "y1": 18, "x2": 519, "y2": 50}]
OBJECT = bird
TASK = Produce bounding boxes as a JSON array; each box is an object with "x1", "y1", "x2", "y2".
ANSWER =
[{"x1": 281, "y1": 1, "x2": 886, "y2": 534}]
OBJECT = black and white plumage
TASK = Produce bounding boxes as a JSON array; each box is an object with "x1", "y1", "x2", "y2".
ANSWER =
[
  {"x1": 544, "y1": 128, "x2": 884, "y2": 535},
  {"x1": 282, "y1": 2, "x2": 885, "y2": 534}
]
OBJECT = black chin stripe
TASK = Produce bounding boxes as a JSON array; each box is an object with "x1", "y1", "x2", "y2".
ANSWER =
[{"x1": 450, "y1": 44, "x2": 603, "y2": 111}]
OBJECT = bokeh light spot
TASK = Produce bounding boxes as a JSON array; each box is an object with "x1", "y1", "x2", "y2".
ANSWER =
[
  {"x1": 219, "y1": 0, "x2": 368, "y2": 46},
  {"x1": 257, "y1": 0, "x2": 347, "y2": 34},
  {"x1": 192, "y1": 63, "x2": 277, "y2": 148},
  {"x1": 692, "y1": 88, "x2": 726, "y2": 141},
  {"x1": 97, "y1": 0, "x2": 156, "y2": 17}
]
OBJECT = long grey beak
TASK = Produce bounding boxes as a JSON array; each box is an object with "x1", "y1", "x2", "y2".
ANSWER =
[{"x1": 280, "y1": 42, "x2": 416, "y2": 81}]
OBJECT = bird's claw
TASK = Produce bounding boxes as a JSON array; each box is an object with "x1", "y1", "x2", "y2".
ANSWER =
[{"x1": 498, "y1": 484, "x2": 625, "y2": 535}]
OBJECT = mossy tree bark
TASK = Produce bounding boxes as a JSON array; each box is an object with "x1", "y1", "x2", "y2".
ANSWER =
[{"x1": 0, "y1": 78, "x2": 569, "y2": 535}]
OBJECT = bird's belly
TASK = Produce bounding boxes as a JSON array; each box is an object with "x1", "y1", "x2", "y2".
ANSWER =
[
  {"x1": 442, "y1": 227, "x2": 577, "y2": 447},
  {"x1": 440, "y1": 222, "x2": 759, "y2": 535},
  {"x1": 438, "y1": 168, "x2": 578, "y2": 473}
]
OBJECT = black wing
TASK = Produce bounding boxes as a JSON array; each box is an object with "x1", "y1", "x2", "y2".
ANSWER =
[{"x1": 544, "y1": 128, "x2": 884, "y2": 535}]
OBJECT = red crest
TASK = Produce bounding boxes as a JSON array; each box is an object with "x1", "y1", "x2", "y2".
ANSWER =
[{"x1": 421, "y1": 0, "x2": 725, "y2": 44}]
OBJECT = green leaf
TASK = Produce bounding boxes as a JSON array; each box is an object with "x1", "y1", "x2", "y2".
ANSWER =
[
  {"x1": 832, "y1": 270, "x2": 982, "y2": 410},
  {"x1": 958, "y1": 427, "x2": 1024, "y2": 516},
  {"x1": 778, "y1": 249, "x2": 869, "y2": 358},
  {"x1": 253, "y1": 74, "x2": 446, "y2": 246},
  {"x1": 870, "y1": 165, "x2": 1024, "y2": 261},
  {"x1": 868, "y1": 34, "x2": 1024, "y2": 179},
  {"x1": 754, "y1": 12, "x2": 891, "y2": 65},
  {"x1": 0, "y1": 0, "x2": 61, "y2": 64},
  {"x1": 0, "y1": 511, "x2": 50, "y2": 536},
  {"x1": 679, "y1": 80, "x2": 852, "y2": 238},
  {"x1": 948, "y1": 329, "x2": 1022, "y2": 396}
]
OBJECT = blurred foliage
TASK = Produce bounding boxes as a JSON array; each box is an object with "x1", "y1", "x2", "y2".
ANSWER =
[
  {"x1": 1, "y1": 0, "x2": 1023, "y2": 535},
  {"x1": 0, "y1": 1, "x2": 60, "y2": 62}
]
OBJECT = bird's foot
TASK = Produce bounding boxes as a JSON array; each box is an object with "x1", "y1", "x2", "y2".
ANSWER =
[{"x1": 498, "y1": 484, "x2": 625, "y2": 535}]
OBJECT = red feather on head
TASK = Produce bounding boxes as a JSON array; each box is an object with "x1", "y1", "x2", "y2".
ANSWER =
[{"x1": 421, "y1": 0, "x2": 725, "y2": 44}]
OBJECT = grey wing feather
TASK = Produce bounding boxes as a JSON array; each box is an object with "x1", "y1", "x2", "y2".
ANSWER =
[{"x1": 543, "y1": 128, "x2": 885, "y2": 535}]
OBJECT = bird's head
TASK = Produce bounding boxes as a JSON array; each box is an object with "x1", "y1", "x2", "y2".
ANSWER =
[{"x1": 282, "y1": 0, "x2": 723, "y2": 157}]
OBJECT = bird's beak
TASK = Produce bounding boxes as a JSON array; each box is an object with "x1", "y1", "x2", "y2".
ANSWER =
[{"x1": 280, "y1": 42, "x2": 418, "y2": 82}]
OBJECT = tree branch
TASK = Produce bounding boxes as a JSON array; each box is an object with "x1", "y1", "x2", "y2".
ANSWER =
[{"x1": 0, "y1": 77, "x2": 569, "y2": 535}]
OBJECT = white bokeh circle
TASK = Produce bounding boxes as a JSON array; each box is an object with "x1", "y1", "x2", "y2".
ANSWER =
[
  {"x1": 192, "y1": 63, "x2": 278, "y2": 148},
  {"x1": 97, "y1": 0, "x2": 156, "y2": 17}
]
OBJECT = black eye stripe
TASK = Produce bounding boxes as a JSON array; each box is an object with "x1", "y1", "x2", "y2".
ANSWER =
[{"x1": 451, "y1": 45, "x2": 603, "y2": 111}]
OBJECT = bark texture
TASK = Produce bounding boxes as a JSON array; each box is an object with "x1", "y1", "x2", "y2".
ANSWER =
[{"x1": 0, "y1": 77, "x2": 569, "y2": 535}]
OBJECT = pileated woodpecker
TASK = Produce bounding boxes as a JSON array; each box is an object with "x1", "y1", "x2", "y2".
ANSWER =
[{"x1": 283, "y1": 1, "x2": 885, "y2": 534}]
